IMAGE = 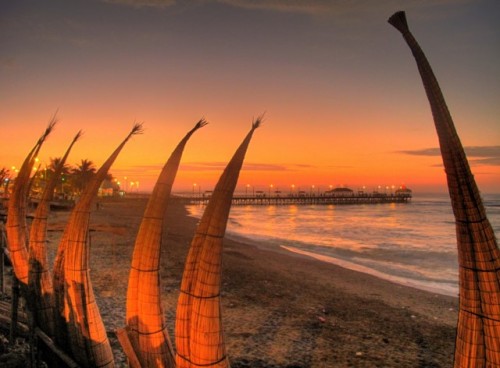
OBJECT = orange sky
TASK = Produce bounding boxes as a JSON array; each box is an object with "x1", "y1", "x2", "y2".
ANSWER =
[{"x1": 1, "y1": 1, "x2": 499, "y2": 194}]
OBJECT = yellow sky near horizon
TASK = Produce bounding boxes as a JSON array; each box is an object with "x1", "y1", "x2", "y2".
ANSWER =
[
  {"x1": 1, "y1": 1, "x2": 499, "y2": 193},
  {"x1": 2, "y1": 109, "x2": 498, "y2": 194}
]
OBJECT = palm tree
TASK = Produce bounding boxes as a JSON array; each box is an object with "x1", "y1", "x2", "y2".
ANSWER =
[
  {"x1": 0, "y1": 167, "x2": 9, "y2": 183},
  {"x1": 71, "y1": 159, "x2": 96, "y2": 194},
  {"x1": 46, "y1": 157, "x2": 72, "y2": 197},
  {"x1": 100, "y1": 172, "x2": 120, "y2": 195},
  {"x1": 0, "y1": 167, "x2": 10, "y2": 200},
  {"x1": 47, "y1": 157, "x2": 71, "y2": 176}
]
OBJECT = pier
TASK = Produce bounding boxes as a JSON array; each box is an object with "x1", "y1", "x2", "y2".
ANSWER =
[{"x1": 172, "y1": 191, "x2": 412, "y2": 206}]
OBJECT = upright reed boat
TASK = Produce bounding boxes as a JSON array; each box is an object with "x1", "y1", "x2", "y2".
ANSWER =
[
  {"x1": 388, "y1": 11, "x2": 500, "y2": 367},
  {"x1": 121, "y1": 119, "x2": 206, "y2": 368},
  {"x1": 176, "y1": 118, "x2": 261, "y2": 368},
  {"x1": 6, "y1": 119, "x2": 56, "y2": 286},
  {"x1": 54, "y1": 124, "x2": 142, "y2": 367},
  {"x1": 28, "y1": 131, "x2": 81, "y2": 338}
]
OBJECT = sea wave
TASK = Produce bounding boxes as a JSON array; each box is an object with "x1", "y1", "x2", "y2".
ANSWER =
[{"x1": 186, "y1": 193, "x2": 499, "y2": 298}]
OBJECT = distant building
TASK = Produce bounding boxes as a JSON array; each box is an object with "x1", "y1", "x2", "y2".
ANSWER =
[
  {"x1": 395, "y1": 186, "x2": 412, "y2": 196},
  {"x1": 326, "y1": 187, "x2": 354, "y2": 196}
]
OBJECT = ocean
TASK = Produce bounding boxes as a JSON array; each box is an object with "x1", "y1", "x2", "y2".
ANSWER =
[{"x1": 186, "y1": 193, "x2": 500, "y2": 297}]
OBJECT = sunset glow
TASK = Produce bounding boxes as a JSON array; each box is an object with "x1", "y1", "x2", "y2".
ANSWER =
[{"x1": 1, "y1": 1, "x2": 499, "y2": 193}]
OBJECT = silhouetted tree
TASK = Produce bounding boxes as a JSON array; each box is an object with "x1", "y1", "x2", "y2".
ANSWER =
[
  {"x1": 46, "y1": 157, "x2": 72, "y2": 196},
  {"x1": 0, "y1": 167, "x2": 10, "y2": 198},
  {"x1": 71, "y1": 159, "x2": 96, "y2": 194},
  {"x1": 0, "y1": 167, "x2": 10, "y2": 183}
]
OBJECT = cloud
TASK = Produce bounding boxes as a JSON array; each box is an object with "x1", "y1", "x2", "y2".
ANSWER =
[
  {"x1": 215, "y1": 0, "x2": 473, "y2": 16},
  {"x1": 112, "y1": 164, "x2": 163, "y2": 177},
  {"x1": 0, "y1": 57, "x2": 20, "y2": 70},
  {"x1": 325, "y1": 165, "x2": 354, "y2": 169},
  {"x1": 100, "y1": 0, "x2": 326, "y2": 12},
  {"x1": 397, "y1": 145, "x2": 500, "y2": 166},
  {"x1": 102, "y1": 0, "x2": 176, "y2": 8},
  {"x1": 119, "y1": 161, "x2": 328, "y2": 172},
  {"x1": 216, "y1": 0, "x2": 332, "y2": 14},
  {"x1": 470, "y1": 157, "x2": 500, "y2": 166},
  {"x1": 115, "y1": 162, "x2": 316, "y2": 176},
  {"x1": 180, "y1": 162, "x2": 294, "y2": 171},
  {"x1": 398, "y1": 147, "x2": 441, "y2": 157},
  {"x1": 464, "y1": 146, "x2": 500, "y2": 158},
  {"x1": 99, "y1": 0, "x2": 473, "y2": 15},
  {"x1": 119, "y1": 162, "x2": 289, "y2": 173},
  {"x1": 244, "y1": 163, "x2": 291, "y2": 171},
  {"x1": 179, "y1": 162, "x2": 228, "y2": 171}
]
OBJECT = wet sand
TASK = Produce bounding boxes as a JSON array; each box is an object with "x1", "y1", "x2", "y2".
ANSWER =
[{"x1": 42, "y1": 196, "x2": 458, "y2": 367}]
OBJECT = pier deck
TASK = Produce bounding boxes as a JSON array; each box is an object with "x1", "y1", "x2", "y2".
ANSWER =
[{"x1": 172, "y1": 192, "x2": 412, "y2": 206}]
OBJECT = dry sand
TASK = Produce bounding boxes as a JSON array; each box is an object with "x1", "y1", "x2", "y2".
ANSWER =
[{"x1": 16, "y1": 196, "x2": 459, "y2": 367}]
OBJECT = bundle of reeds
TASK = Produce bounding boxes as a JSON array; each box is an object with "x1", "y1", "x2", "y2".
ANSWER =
[
  {"x1": 122, "y1": 119, "x2": 207, "y2": 368},
  {"x1": 6, "y1": 119, "x2": 56, "y2": 286},
  {"x1": 176, "y1": 118, "x2": 261, "y2": 368},
  {"x1": 55, "y1": 124, "x2": 143, "y2": 367},
  {"x1": 28, "y1": 131, "x2": 81, "y2": 338},
  {"x1": 388, "y1": 11, "x2": 500, "y2": 367}
]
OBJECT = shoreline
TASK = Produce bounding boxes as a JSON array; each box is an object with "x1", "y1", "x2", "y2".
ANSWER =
[
  {"x1": 225, "y1": 230, "x2": 459, "y2": 298},
  {"x1": 4, "y1": 196, "x2": 459, "y2": 367},
  {"x1": 280, "y1": 245, "x2": 458, "y2": 298},
  {"x1": 188, "y1": 202, "x2": 461, "y2": 299}
]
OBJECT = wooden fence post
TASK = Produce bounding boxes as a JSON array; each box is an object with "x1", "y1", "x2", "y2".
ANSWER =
[
  {"x1": 10, "y1": 275, "x2": 20, "y2": 344},
  {"x1": 0, "y1": 224, "x2": 5, "y2": 294}
]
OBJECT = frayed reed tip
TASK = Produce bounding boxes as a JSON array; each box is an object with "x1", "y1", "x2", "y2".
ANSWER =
[
  {"x1": 131, "y1": 122, "x2": 145, "y2": 136},
  {"x1": 252, "y1": 113, "x2": 265, "y2": 130},
  {"x1": 74, "y1": 130, "x2": 83, "y2": 143},
  {"x1": 38, "y1": 116, "x2": 58, "y2": 145},
  {"x1": 196, "y1": 118, "x2": 209, "y2": 129}
]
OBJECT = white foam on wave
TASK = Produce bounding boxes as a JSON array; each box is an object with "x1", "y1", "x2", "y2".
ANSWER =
[{"x1": 281, "y1": 245, "x2": 459, "y2": 297}]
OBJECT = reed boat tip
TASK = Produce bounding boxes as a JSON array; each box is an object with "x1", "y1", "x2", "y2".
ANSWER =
[
  {"x1": 196, "y1": 117, "x2": 209, "y2": 129},
  {"x1": 131, "y1": 122, "x2": 145, "y2": 136},
  {"x1": 74, "y1": 130, "x2": 83, "y2": 142},
  {"x1": 252, "y1": 112, "x2": 265, "y2": 130},
  {"x1": 388, "y1": 11, "x2": 409, "y2": 34}
]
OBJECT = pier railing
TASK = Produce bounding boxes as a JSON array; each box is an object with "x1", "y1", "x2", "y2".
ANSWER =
[{"x1": 172, "y1": 192, "x2": 412, "y2": 206}]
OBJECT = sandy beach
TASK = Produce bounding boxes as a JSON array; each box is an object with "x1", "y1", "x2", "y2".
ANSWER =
[{"x1": 5, "y1": 196, "x2": 459, "y2": 367}]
